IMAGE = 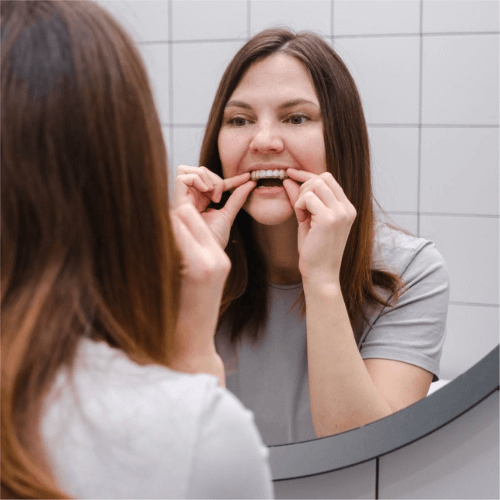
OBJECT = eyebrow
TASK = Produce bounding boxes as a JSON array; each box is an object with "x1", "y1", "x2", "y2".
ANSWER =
[{"x1": 225, "y1": 98, "x2": 320, "y2": 110}]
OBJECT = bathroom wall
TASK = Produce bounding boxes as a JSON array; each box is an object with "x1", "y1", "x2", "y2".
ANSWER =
[{"x1": 95, "y1": 0, "x2": 499, "y2": 381}]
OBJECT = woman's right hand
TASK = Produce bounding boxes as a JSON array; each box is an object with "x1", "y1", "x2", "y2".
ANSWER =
[
  {"x1": 173, "y1": 166, "x2": 256, "y2": 248},
  {"x1": 168, "y1": 203, "x2": 231, "y2": 385}
]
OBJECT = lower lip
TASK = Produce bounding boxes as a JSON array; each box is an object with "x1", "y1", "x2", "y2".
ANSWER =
[{"x1": 252, "y1": 185, "x2": 286, "y2": 196}]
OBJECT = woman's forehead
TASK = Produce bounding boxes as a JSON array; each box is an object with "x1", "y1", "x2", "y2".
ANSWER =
[{"x1": 229, "y1": 53, "x2": 318, "y2": 105}]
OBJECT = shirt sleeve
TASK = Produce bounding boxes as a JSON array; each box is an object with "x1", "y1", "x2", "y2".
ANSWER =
[
  {"x1": 186, "y1": 382, "x2": 274, "y2": 499},
  {"x1": 360, "y1": 240, "x2": 450, "y2": 381}
]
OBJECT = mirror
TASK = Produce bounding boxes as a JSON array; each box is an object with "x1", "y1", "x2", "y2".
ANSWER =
[{"x1": 97, "y1": 0, "x2": 499, "y2": 448}]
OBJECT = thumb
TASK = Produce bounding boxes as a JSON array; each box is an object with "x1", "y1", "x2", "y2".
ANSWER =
[{"x1": 219, "y1": 180, "x2": 256, "y2": 223}]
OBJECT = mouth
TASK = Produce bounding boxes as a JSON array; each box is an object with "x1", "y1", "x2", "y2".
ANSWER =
[{"x1": 250, "y1": 168, "x2": 288, "y2": 188}]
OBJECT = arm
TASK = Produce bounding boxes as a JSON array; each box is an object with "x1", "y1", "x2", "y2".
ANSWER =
[
  {"x1": 285, "y1": 170, "x2": 447, "y2": 437},
  {"x1": 167, "y1": 204, "x2": 231, "y2": 386}
]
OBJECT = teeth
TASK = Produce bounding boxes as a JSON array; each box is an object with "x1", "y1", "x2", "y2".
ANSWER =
[{"x1": 250, "y1": 169, "x2": 288, "y2": 181}]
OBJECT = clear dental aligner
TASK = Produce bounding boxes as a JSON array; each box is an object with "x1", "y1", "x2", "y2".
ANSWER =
[{"x1": 250, "y1": 169, "x2": 289, "y2": 181}]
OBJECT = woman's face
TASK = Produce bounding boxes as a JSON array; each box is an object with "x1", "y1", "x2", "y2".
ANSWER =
[{"x1": 218, "y1": 53, "x2": 327, "y2": 226}]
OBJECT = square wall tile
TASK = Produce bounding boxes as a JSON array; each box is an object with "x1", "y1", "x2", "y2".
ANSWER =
[
  {"x1": 172, "y1": 0, "x2": 247, "y2": 40},
  {"x1": 334, "y1": 37, "x2": 420, "y2": 124},
  {"x1": 422, "y1": 35, "x2": 499, "y2": 125},
  {"x1": 334, "y1": 0, "x2": 420, "y2": 36},
  {"x1": 250, "y1": 0, "x2": 331, "y2": 37},
  {"x1": 369, "y1": 127, "x2": 419, "y2": 213},
  {"x1": 96, "y1": 0, "x2": 169, "y2": 43},
  {"x1": 172, "y1": 41, "x2": 245, "y2": 124},
  {"x1": 172, "y1": 127, "x2": 206, "y2": 175},
  {"x1": 420, "y1": 128, "x2": 499, "y2": 215},
  {"x1": 423, "y1": 0, "x2": 500, "y2": 33},
  {"x1": 274, "y1": 459, "x2": 376, "y2": 499},
  {"x1": 440, "y1": 304, "x2": 499, "y2": 380},
  {"x1": 139, "y1": 43, "x2": 170, "y2": 124},
  {"x1": 420, "y1": 215, "x2": 499, "y2": 305}
]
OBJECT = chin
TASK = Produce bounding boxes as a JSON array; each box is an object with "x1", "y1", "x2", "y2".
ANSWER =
[{"x1": 242, "y1": 198, "x2": 296, "y2": 226}]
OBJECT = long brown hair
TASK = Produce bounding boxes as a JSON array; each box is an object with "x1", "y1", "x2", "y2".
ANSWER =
[
  {"x1": 199, "y1": 28, "x2": 403, "y2": 344},
  {"x1": 1, "y1": 1, "x2": 180, "y2": 497}
]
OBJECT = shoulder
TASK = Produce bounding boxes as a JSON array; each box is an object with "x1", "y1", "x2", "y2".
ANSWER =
[
  {"x1": 374, "y1": 223, "x2": 449, "y2": 283},
  {"x1": 41, "y1": 339, "x2": 272, "y2": 498}
]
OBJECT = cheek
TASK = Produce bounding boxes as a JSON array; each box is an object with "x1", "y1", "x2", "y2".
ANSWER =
[{"x1": 218, "y1": 131, "x2": 245, "y2": 177}]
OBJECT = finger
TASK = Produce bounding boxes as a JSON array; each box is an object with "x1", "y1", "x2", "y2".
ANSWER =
[
  {"x1": 222, "y1": 172, "x2": 252, "y2": 192},
  {"x1": 170, "y1": 212, "x2": 201, "y2": 261},
  {"x1": 316, "y1": 172, "x2": 351, "y2": 205},
  {"x1": 298, "y1": 178, "x2": 338, "y2": 208},
  {"x1": 173, "y1": 203, "x2": 219, "y2": 249},
  {"x1": 176, "y1": 173, "x2": 211, "y2": 193},
  {"x1": 177, "y1": 165, "x2": 215, "y2": 191},
  {"x1": 294, "y1": 191, "x2": 324, "y2": 223},
  {"x1": 283, "y1": 178, "x2": 301, "y2": 207},
  {"x1": 286, "y1": 168, "x2": 318, "y2": 184},
  {"x1": 220, "y1": 180, "x2": 256, "y2": 221}
]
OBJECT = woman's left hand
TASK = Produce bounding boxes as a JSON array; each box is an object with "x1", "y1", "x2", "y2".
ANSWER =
[{"x1": 284, "y1": 168, "x2": 356, "y2": 287}]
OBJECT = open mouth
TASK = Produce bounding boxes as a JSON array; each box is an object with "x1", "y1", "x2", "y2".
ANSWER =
[{"x1": 251, "y1": 169, "x2": 288, "y2": 188}]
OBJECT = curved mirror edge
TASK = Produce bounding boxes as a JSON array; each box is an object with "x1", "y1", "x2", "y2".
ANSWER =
[{"x1": 269, "y1": 345, "x2": 499, "y2": 481}]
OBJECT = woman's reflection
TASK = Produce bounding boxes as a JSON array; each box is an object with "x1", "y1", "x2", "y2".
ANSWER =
[{"x1": 174, "y1": 28, "x2": 450, "y2": 446}]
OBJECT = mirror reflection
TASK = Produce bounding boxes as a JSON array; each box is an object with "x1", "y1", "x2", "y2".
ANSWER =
[
  {"x1": 161, "y1": 4, "x2": 497, "y2": 446},
  {"x1": 76, "y1": 0, "x2": 500, "y2": 448},
  {"x1": 174, "y1": 28, "x2": 449, "y2": 446}
]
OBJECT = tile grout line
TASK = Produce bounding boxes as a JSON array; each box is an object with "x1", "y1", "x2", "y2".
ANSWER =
[
  {"x1": 247, "y1": 0, "x2": 251, "y2": 38},
  {"x1": 168, "y1": 0, "x2": 174, "y2": 170},
  {"x1": 449, "y1": 301, "x2": 499, "y2": 308},
  {"x1": 417, "y1": 0, "x2": 424, "y2": 238},
  {"x1": 331, "y1": 0, "x2": 334, "y2": 39}
]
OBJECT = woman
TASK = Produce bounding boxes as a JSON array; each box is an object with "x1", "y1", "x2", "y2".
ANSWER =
[
  {"x1": 174, "y1": 28, "x2": 450, "y2": 445},
  {"x1": 1, "y1": 1, "x2": 273, "y2": 498}
]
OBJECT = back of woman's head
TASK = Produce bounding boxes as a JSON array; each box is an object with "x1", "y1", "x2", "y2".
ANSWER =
[{"x1": 1, "y1": 1, "x2": 179, "y2": 497}]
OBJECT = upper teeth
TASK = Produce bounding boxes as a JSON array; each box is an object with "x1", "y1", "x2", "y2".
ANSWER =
[{"x1": 251, "y1": 169, "x2": 288, "y2": 181}]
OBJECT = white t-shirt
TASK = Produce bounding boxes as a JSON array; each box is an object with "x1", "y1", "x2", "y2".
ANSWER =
[
  {"x1": 41, "y1": 338, "x2": 274, "y2": 499},
  {"x1": 215, "y1": 225, "x2": 450, "y2": 445}
]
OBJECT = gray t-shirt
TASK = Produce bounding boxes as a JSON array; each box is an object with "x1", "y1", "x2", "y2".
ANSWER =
[
  {"x1": 215, "y1": 225, "x2": 450, "y2": 446},
  {"x1": 41, "y1": 338, "x2": 274, "y2": 499}
]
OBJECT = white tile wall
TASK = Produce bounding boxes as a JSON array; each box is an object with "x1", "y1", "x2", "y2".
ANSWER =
[
  {"x1": 385, "y1": 213, "x2": 419, "y2": 235},
  {"x1": 421, "y1": 34, "x2": 499, "y2": 125},
  {"x1": 251, "y1": 0, "x2": 332, "y2": 36},
  {"x1": 96, "y1": 0, "x2": 169, "y2": 42},
  {"x1": 172, "y1": 0, "x2": 247, "y2": 40},
  {"x1": 172, "y1": 126, "x2": 206, "y2": 173},
  {"x1": 423, "y1": 0, "x2": 500, "y2": 33},
  {"x1": 420, "y1": 215, "x2": 499, "y2": 305},
  {"x1": 98, "y1": 0, "x2": 499, "y2": 382},
  {"x1": 334, "y1": 0, "x2": 420, "y2": 36},
  {"x1": 334, "y1": 37, "x2": 420, "y2": 124},
  {"x1": 440, "y1": 304, "x2": 500, "y2": 379},
  {"x1": 369, "y1": 127, "x2": 419, "y2": 212},
  {"x1": 139, "y1": 43, "x2": 170, "y2": 124},
  {"x1": 172, "y1": 40, "x2": 245, "y2": 124},
  {"x1": 420, "y1": 128, "x2": 499, "y2": 215}
]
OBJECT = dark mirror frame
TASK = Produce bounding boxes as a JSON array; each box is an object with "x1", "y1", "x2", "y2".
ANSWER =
[{"x1": 269, "y1": 345, "x2": 499, "y2": 481}]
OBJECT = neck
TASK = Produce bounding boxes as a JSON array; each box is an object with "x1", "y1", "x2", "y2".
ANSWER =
[{"x1": 252, "y1": 217, "x2": 301, "y2": 285}]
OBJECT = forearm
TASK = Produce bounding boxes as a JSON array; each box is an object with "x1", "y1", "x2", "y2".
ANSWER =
[
  {"x1": 166, "y1": 285, "x2": 226, "y2": 386},
  {"x1": 304, "y1": 282, "x2": 392, "y2": 437}
]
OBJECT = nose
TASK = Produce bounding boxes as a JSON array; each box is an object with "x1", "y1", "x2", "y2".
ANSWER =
[{"x1": 249, "y1": 122, "x2": 284, "y2": 154}]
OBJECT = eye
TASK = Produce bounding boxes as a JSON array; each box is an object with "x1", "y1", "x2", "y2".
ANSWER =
[
  {"x1": 286, "y1": 114, "x2": 309, "y2": 125},
  {"x1": 228, "y1": 116, "x2": 250, "y2": 127}
]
